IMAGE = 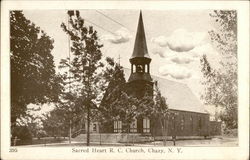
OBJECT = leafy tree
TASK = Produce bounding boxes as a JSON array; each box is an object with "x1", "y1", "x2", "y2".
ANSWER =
[
  {"x1": 200, "y1": 10, "x2": 237, "y2": 129},
  {"x1": 97, "y1": 58, "x2": 127, "y2": 132},
  {"x1": 100, "y1": 69, "x2": 169, "y2": 142},
  {"x1": 11, "y1": 125, "x2": 32, "y2": 142},
  {"x1": 10, "y1": 11, "x2": 62, "y2": 127},
  {"x1": 139, "y1": 83, "x2": 170, "y2": 145},
  {"x1": 37, "y1": 130, "x2": 47, "y2": 139},
  {"x1": 61, "y1": 10, "x2": 104, "y2": 145},
  {"x1": 110, "y1": 91, "x2": 139, "y2": 132},
  {"x1": 42, "y1": 108, "x2": 66, "y2": 138},
  {"x1": 41, "y1": 71, "x2": 84, "y2": 140}
]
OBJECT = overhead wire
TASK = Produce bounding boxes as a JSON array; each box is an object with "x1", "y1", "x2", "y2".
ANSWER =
[
  {"x1": 66, "y1": 10, "x2": 134, "y2": 73},
  {"x1": 95, "y1": 10, "x2": 134, "y2": 33},
  {"x1": 83, "y1": 17, "x2": 117, "y2": 35}
]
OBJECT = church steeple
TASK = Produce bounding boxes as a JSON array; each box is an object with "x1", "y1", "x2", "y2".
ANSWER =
[
  {"x1": 131, "y1": 11, "x2": 150, "y2": 60},
  {"x1": 128, "y1": 11, "x2": 152, "y2": 83}
]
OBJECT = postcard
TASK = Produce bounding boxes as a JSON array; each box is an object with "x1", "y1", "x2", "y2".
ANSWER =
[{"x1": 1, "y1": 1, "x2": 249, "y2": 160}]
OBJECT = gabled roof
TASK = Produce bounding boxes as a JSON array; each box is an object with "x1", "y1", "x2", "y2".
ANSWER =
[
  {"x1": 123, "y1": 68, "x2": 208, "y2": 114},
  {"x1": 131, "y1": 11, "x2": 150, "y2": 59}
]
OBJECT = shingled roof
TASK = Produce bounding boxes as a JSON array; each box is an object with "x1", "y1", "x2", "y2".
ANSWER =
[{"x1": 123, "y1": 68, "x2": 208, "y2": 114}]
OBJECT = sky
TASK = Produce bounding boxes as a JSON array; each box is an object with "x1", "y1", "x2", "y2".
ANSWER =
[{"x1": 22, "y1": 10, "x2": 221, "y2": 115}]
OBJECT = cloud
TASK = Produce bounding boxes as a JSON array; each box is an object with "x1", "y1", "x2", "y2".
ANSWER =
[
  {"x1": 151, "y1": 29, "x2": 207, "y2": 52},
  {"x1": 151, "y1": 36, "x2": 168, "y2": 47},
  {"x1": 101, "y1": 27, "x2": 132, "y2": 44},
  {"x1": 152, "y1": 48, "x2": 195, "y2": 64},
  {"x1": 168, "y1": 55, "x2": 195, "y2": 64},
  {"x1": 159, "y1": 64, "x2": 192, "y2": 80},
  {"x1": 151, "y1": 47, "x2": 176, "y2": 58},
  {"x1": 152, "y1": 48, "x2": 167, "y2": 58}
]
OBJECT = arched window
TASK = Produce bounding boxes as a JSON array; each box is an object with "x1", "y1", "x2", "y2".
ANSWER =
[
  {"x1": 130, "y1": 119, "x2": 137, "y2": 133},
  {"x1": 181, "y1": 116, "x2": 185, "y2": 130},
  {"x1": 143, "y1": 118, "x2": 150, "y2": 133},
  {"x1": 93, "y1": 123, "x2": 97, "y2": 132},
  {"x1": 171, "y1": 116, "x2": 175, "y2": 130},
  {"x1": 136, "y1": 64, "x2": 144, "y2": 73},
  {"x1": 114, "y1": 121, "x2": 122, "y2": 133},
  {"x1": 198, "y1": 117, "x2": 202, "y2": 130},
  {"x1": 190, "y1": 115, "x2": 193, "y2": 132}
]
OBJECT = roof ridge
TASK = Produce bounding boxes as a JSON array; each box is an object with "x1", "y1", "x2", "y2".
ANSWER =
[{"x1": 123, "y1": 67, "x2": 186, "y2": 85}]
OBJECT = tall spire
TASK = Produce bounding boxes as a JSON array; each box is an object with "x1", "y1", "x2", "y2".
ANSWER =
[
  {"x1": 131, "y1": 11, "x2": 150, "y2": 59},
  {"x1": 128, "y1": 11, "x2": 152, "y2": 83}
]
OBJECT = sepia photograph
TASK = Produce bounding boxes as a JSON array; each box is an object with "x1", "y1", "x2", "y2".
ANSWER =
[
  {"x1": 1, "y1": 1, "x2": 249, "y2": 160},
  {"x1": 9, "y1": 9, "x2": 238, "y2": 147}
]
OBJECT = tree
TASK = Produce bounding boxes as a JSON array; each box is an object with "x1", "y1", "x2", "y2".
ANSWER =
[
  {"x1": 152, "y1": 84, "x2": 169, "y2": 145},
  {"x1": 135, "y1": 83, "x2": 170, "y2": 145},
  {"x1": 42, "y1": 108, "x2": 67, "y2": 138},
  {"x1": 61, "y1": 10, "x2": 104, "y2": 146},
  {"x1": 41, "y1": 69, "x2": 88, "y2": 141},
  {"x1": 200, "y1": 10, "x2": 237, "y2": 129},
  {"x1": 111, "y1": 91, "x2": 139, "y2": 132},
  {"x1": 11, "y1": 111, "x2": 41, "y2": 143},
  {"x1": 100, "y1": 68, "x2": 169, "y2": 143},
  {"x1": 97, "y1": 58, "x2": 127, "y2": 132},
  {"x1": 10, "y1": 11, "x2": 62, "y2": 127}
]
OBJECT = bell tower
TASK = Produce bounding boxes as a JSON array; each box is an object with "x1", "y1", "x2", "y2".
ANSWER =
[{"x1": 127, "y1": 11, "x2": 153, "y2": 98}]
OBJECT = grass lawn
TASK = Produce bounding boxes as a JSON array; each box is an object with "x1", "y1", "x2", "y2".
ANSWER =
[
  {"x1": 13, "y1": 137, "x2": 69, "y2": 146},
  {"x1": 15, "y1": 137, "x2": 238, "y2": 147}
]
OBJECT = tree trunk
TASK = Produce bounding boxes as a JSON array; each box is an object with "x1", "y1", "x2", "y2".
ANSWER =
[
  {"x1": 163, "y1": 116, "x2": 169, "y2": 146},
  {"x1": 87, "y1": 103, "x2": 90, "y2": 146},
  {"x1": 127, "y1": 123, "x2": 130, "y2": 145},
  {"x1": 69, "y1": 120, "x2": 72, "y2": 144},
  {"x1": 158, "y1": 115, "x2": 165, "y2": 146}
]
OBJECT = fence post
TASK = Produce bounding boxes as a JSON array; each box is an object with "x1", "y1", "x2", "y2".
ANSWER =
[
  {"x1": 132, "y1": 134, "x2": 134, "y2": 146},
  {"x1": 13, "y1": 136, "x2": 17, "y2": 146},
  {"x1": 99, "y1": 133, "x2": 101, "y2": 146},
  {"x1": 154, "y1": 136, "x2": 155, "y2": 146},
  {"x1": 172, "y1": 136, "x2": 176, "y2": 146}
]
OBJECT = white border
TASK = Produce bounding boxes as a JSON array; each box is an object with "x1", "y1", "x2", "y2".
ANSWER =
[{"x1": 1, "y1": 1, "x2": 249, "y2": 160}]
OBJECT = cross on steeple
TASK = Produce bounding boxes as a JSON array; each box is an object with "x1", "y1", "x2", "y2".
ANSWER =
[{"x1": 118, "y1": 54, "x2": 121, "y2": 66}]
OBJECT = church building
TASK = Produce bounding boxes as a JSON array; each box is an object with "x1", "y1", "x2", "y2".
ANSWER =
[
  {"x1": 73, "y1": 12, "x2": 221, "y2": 142},
  {"x1": 109, "y1": 11, "x2": 221, "y2": 138}
]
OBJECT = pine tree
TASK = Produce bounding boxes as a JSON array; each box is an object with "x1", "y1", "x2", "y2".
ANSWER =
[{"x1": 61, "y1": 10, "x2": 104, "y2": 145}]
